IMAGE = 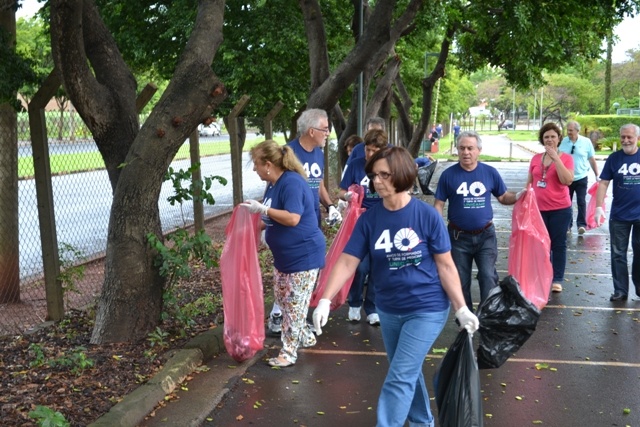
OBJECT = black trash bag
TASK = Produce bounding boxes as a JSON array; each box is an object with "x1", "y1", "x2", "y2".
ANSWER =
[
  {"x1": 476, "y1": 275, "x2": 541, "y2": 369},
  {"x1": 434, "y1": 330, "x2": 483, "y2": 427},
  {"x1": 417, "y1": 161, "x2": 438, "y2": 195}
]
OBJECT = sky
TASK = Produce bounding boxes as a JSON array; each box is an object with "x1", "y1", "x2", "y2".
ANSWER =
[{"x1": 15, "y1": 0, "x2": 640, "y2": 64}]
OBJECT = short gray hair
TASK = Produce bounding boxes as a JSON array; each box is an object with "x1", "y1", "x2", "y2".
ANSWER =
[
  {"x1": 566, "y1": 120, "x2": 581, "y2": 132},
  {"x1": 297, "y1": 109, "x2": 328, "y2": 135},
  {"x1": 620, "y1": 123, "x2": 640, "y2": 136},
  {"x1": 365, "y1": 117, "x2": 386, "y2": 131},
  {"x1": 456, "y1": 130, "x2": 482, "y2": 149}
]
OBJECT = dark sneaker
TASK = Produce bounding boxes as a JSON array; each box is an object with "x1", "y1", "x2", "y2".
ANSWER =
[{"x1": 268, "y1": 313, "x2": 282, "y2": 334}]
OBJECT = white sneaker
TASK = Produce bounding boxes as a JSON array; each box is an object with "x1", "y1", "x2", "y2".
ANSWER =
[
  {"x1": 268, "y1": 313, "x2": 282, "y2": 334},
  {"x1": 578, "y1": 226, "x2": 586, "y2": 235},
  {"x1": 367, "y1": 313, "x2": 380, "y2": 325},
  {"x1": 348, "y1": 307, "x2": 361, "y2": 322}
]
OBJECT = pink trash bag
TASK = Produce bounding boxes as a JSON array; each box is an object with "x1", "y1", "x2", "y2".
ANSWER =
[
  {"x1": 220, "y1": 206, "x2": 265, "y2": 362},
  {"x1": 310, "y1": 184, "x2": 365, "y2": 311},
  {"x1": 508, "y1": 186, "x2": 553, "y2": 310},
  {"x1": 586, "y1": 182, "x2": 606, "y2": 230}
]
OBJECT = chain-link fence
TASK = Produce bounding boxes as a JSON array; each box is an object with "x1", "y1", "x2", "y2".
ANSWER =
[{"x1": 0, "y1": 110, "x2": 266, "y2": 335}]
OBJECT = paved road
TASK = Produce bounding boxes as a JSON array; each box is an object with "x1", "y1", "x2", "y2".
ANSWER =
[
  {"x1": 18, "y1": 145, "x2": 264, "y2": 280},
  {"x1": 141, "y1": 143, "x2": 639, "y2": 427}
]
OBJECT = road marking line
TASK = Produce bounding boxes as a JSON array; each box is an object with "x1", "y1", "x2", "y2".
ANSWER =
[
  {"x1": 494, "y1": 269, "x2": 613, "y2": 277},
  {"x1": 544, "y1": 304, "x2": 640, "y2": 312},
  {"x1": 300, "y1": 349, "x2": 640, "y2": 367}
]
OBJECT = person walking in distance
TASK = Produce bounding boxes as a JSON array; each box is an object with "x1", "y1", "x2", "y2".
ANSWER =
[
  {"x1": 594, "y1": 124, "x2": 640, "y2": 302},
  {"x1": 434, "y1": 131, "x2": 521, "y2": 311},
  {"x1": 559, "y1": 120, "x2": 599, "y2": 235}
]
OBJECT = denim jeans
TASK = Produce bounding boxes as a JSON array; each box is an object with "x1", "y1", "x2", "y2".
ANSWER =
[
  {"x1": 347, "y1": 254, "x2": 377, "y2": 315},
  {"x1": 376, "y1": 308, "x2": 449, "y2": 427},
  {"x1": 609, "y1": 219, "x2": 640, "y2": 296},
  {"x1": 540, "y1": 207, "x2": 573, "y2": 283},
  {"x1": 448, "y1": 224, "x2": 498, "y2": 311},
  {"x1": 568, "y1": 176, "x2": 588, "y2": 229}
]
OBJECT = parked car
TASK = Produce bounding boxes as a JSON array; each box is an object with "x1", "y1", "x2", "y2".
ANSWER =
[
  {"x1": 199, "y1": 123, "x2": 221, "y2": 137},
  {"x1": 498, "y1": 120, "x2": 515, "y2": 130}
]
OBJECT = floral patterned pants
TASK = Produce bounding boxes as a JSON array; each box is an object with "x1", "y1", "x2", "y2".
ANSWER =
[{"x1": 272, "y1": 268, "x2": 319, "y2": 363}]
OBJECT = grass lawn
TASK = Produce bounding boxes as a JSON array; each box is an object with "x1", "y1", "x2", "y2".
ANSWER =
[{"x1": 18, "y1": 134, "x2": 288, "y2": 179}]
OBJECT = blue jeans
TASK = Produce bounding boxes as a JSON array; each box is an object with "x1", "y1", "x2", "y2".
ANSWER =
[
  {"x1": 448, "y1": 224, "x2": 498, "y2": 311},
  {"x1": 609, "y1": 219, "x2": 640, "y2": 296},
  {"x1": 540, "y1": 208, "x2": 572, "y2": 283},
  {"x1": 376, "y1": 308, "x2": 449, "y2": 427},
  {"x1": 347, "y1": 254, "x2": 377, "y2": 315},
  {"x1": 569, "y1": 176, "x2": 588, "y2": 229}
]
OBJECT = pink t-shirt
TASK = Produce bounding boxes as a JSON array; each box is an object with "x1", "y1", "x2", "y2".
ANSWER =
[{"x1": 528, "y1": 152, "x2": 574, "y2": 211}]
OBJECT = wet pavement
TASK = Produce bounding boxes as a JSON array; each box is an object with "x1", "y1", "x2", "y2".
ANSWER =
[{"x1": 143, "y1": 136, "x2": 640, "y2": 427}]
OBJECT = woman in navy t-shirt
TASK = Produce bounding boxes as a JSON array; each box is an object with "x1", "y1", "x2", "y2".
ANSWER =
[
  {"x1": 241, "y1": 140, "x2": 325, "y2": 368},
  {"x1": 313, "y1": 146, "x2": 478, "y2": 427}
]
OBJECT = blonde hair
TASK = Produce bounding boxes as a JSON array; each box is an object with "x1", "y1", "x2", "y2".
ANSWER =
[{"x1": 250, "y1": 140, "x2": 307, "y2": 179}]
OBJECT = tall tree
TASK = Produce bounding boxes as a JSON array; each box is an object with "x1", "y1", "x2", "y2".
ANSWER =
[
  {"x1": 49, "y1": 0, "x2": 227, "y2": 343},
  {"x1": 0, "y1": 0, "x2": 20, "y2": 303}
]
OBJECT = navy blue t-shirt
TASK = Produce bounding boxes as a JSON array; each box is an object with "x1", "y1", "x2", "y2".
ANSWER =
[{"x1": 262, "y1": 171, "x2": 326, "y2": 273}]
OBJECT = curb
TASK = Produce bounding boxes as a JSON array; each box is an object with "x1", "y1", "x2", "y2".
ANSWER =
[{"x1": 88, "y1": 328, "x2": 225, "y2": 427}]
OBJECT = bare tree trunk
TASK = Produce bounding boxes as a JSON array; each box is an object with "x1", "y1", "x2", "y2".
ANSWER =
[
  {"x1": 0, "y1": 4, "x2": 21, "y2": 304},
  {"x1": 605, "y1": 32, "x2": 613, "y2": 113},
  {"x1": 50, "y1": 0, "x2": 227, "y2": 343}
]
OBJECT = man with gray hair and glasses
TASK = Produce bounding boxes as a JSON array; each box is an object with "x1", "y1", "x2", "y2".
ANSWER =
[{"x1": 559, "y1": 120, "x2": 599, "y2": 235}]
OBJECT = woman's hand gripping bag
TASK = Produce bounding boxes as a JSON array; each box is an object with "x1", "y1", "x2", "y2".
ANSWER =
[
  {"x1": 220, "y1": 206, "x2": 265, "y2": 362},
  {"x1": 310, "y1": 184, "x2": 365, "y2": 310},
  {"x1": 507, "y1": 186, "x2": 552, "y2": 310}
]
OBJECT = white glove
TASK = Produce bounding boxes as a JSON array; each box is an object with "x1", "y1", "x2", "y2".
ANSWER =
[
  {"x1": 337, "y1": 200, "x2": 348, "y2": 212},
  {"x1": 595, "y1": 207, "x2": 605, "y2": 226},
  {"x1": 516, "y1": 189, "x2": 526, "y2": 200},
  {"x1": 328, "y1": 205, "x2": 342, "y2": 224},
  {"x1": 343, "y1": 191, "x2": 354, "y2": 202},
  {"x1": 240, "y1": 199, "x2": 268, "y2": 215},
  {"x1": 455, "y1": 306, "x2": 480, "y2": 334},
  {"x1": 313, "y1": 298, "x2": 331, "y2": 335}
]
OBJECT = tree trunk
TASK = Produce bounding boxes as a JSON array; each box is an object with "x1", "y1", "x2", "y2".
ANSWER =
[
  {"x1": 605, "y1": 32, "x2": 613, "y2": 113},
  {"x1": 411, "y1": 24, "x2": 456, "y2": 156},
  {"x1": 0, "y1": 4, "x2": 21, "y2": 304},
  {"x1": 50, "y1": 0, "x2": 227, "y2": 343}
]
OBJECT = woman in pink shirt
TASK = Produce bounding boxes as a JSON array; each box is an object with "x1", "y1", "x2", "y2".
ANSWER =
[{"x1": 526, "y1": 123, "x2": 575, "y2": 294}]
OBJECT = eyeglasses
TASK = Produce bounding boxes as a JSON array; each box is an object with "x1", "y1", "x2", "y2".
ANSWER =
[
  {"x1": 571, "y1": 145, "x2": 575, "y2": 154},
  {"x1": 311, "y1": 127, "x2": 330, "y2": 134},
  {"x1": 367, "y1": 171, "x2": 393, "y2": 181}
]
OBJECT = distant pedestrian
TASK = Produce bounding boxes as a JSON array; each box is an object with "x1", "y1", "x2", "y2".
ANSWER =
[
  {"x1": 313, "y1": 146, "x2": 479, "y2": 427},
  {"x1": 436, "y1": 123, "x2": 443, "y2": 138},
  {"x1": 594, "y1": 123, "x2": 640, "y2": 302},
  {"x1": 434, "y1": 131, "x2": 521, "y2": 311},
  {"x1": 453, "y1": 122, "x2": 461, "y2": 140},
  {"x1": 524, "y1": 123, "x2": 574, "y2": 294},
  {"x1": 559, "y1": 120, "x2": 599, "y2": 235}
]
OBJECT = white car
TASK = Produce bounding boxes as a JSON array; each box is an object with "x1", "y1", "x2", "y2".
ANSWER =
[{"x1": 199, "y1": 123, "x2": 221, "y2": 137}]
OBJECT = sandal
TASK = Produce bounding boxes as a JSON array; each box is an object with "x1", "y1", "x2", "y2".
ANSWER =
[{"x1": 268, "y1": 357, "x2": 294, "y2": 368}]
